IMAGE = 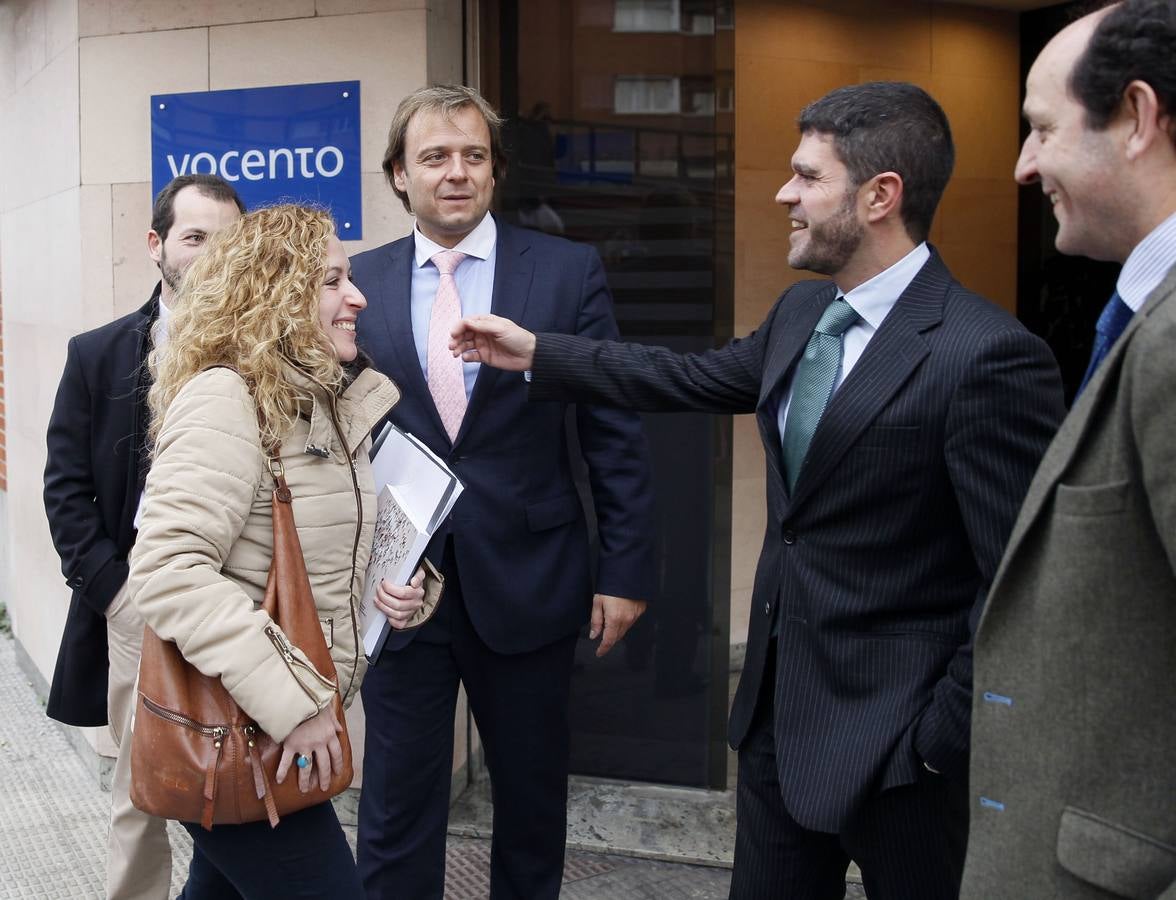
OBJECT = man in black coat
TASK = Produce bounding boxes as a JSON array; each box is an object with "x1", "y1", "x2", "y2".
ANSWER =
[
  {"x1": 43, "y1": 174, "x2": 242, "y2": 900},
  {"x1": 452, "y1": 83, "x2": 1066, "y2": 899}
]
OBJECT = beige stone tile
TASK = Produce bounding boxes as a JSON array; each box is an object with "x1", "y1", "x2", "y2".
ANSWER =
[
  {"x1": 936, "y1": 177, "x2": 1018, "y2": 249},
  {"x1": 938, "y1": 237, "x2": 1017, "y2": 315},
  {"x1": 315, "y1": 0, "x2": 423, "y2": 15},
  {"x1": 731, "y1": 415, "x2": 765, "y2": 482},
  {"x1": 856, "y1": 66, "x2": 934, "y2": 92},
  {"x1": 735, "y1": 55, "x2": 859, "y2": 173},
  {"x1": 80, "y1": 185, "x2": 116, "y2": 330},
  {"x1": 931, "y1": 5, "x2": 1018, "y2": 79},
  {"x1": 79, "y1": 0, "x2": 314, "y2": 37},
  {"x1": 730, "y1": 472, "x2": 766, "y2": 595},
  {"x1": 729, "y1": 585, "x2": 752, "y2": 647},
  {"x1": 1, "y1": 190, "x2": 83, "y2": 329},
  {"x1": 111, "y1": 181, "x2": 159, "y2": 317},
  {"x1": 734, "y1": 169, "x2": 808, "y2": 332},
  {"x1": 339, "y1": 172, "x2": 415, "y2": 254},
  {"x1": 0, "y1": 49, "x2": 80, "y2": 212},
  {"x1": 210, "y1": 11, "x2": 429, "y2": 176},
  {"x1": 426, "y1": 0, "x2": 462, "y2": 86},
  {"x1": 929, "y1": 73, "x2": 1022, "y2": 182},
  {"x1": 738, "y1": 0, "x2": 930, "y2": 70},
  {"x1": 0, "y1": 0, "x2": 47, "y2": 97},
  {"x1": 6, "y1": 320, "x2": 77, "y2": 682},
  {"x1": 80, "y1": 29, "x2": 209, "y2": 186},
  {"x1": 46, "y1": 0, "x2": 80, "y2": 62}
]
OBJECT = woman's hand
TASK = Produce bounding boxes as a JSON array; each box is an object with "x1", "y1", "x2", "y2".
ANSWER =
[
  {"x1": 276, "y1": 703, "x2": 344, "y2": 793},
  {"x1": 374, "y1": 567, "x2": 426, "y2": 630}
]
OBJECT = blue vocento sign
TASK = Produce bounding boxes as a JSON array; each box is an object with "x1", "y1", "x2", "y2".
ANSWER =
[{"x1": 151, "y1": 80, "x2": 362, "y2": 239}]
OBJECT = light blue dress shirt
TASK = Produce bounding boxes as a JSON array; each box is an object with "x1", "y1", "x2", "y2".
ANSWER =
[
  {"x1": 410, "y1": 212, "x2": 498, "y2": 400},
  {"x1": 778, "y1": 242, "x2": 930, "y2": 444},
  {"x1": 1116, "y1": 210, "x2": 1176, "y2": 313}
]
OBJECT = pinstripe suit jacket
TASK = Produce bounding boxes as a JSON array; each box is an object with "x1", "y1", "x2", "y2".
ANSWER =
[
  {"x1": 531, "y1": 250, "x2": 1065, "y2": 831},
  {"x1": 963, "y1": 264, "x2": 1176, "y2": 900}
]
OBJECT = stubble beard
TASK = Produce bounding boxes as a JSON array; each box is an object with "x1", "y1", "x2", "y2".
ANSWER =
[{"x1": 790, "y1": 191, "x2": 864, "y2": 276}]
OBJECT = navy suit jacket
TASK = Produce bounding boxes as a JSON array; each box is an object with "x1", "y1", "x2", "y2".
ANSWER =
[
  {"x1": 351, "y1": 221, "x2": 656, "y2": 655},
  {"x1": 43, "y1": 287, "x2": 159, "y2": 726},
  {"x1": 530, "y1": 251, "x2": 1066, "y2": 831}
]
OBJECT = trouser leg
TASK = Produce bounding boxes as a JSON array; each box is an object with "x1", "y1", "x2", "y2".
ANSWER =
[
  {"x1": 840, "y1": 766, "x2": 968, "y2": 900},
  {"x1": 356, "y1": 605, "x2": 459, "y2": 900},
  {"x1": 179, "y1": 801, "x2": 360, "y2": 899},
  {"x1": 451, "y1": 570, "x2": 578, "y2": 900},
  {"x1": 105, "y1": 583, "x2": 173, "y2": 900}
]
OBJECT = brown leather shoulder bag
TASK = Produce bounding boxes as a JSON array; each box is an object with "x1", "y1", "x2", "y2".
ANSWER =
[{"x1": 130, "y1": 455, "x2": 353, "y2": 829}]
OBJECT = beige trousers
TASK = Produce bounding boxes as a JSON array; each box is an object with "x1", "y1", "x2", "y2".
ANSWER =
[{"x1": 105, "y1": 583, "x2": 173, "y2": 900}]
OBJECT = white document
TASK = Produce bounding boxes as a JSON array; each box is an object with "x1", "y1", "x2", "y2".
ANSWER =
[{"x1": 358, "y1": 424, "x2": 463, "y2": 660}]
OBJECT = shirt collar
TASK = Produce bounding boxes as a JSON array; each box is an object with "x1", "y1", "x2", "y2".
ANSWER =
[
  {"x1": 1117, "y1": 210, "x2": 1176, "y2": 312},
  {"x1": 413, "y1": 212, "x2": 498, "y2": 268},
  {"x1": 838, "y1": 242, "x2": 930, "y2": 330}
]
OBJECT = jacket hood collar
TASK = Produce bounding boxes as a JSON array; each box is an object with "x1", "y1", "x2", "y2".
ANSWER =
[{"x1": 281, "y1": 360, "x2": 400, "y2": 461}]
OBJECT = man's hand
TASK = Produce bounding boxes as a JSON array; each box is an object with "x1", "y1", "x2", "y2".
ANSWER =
[
  {"x1": 590, "y1": 594, "x2": 647, "y2": 658},
  {"x1": 450, "y1": 314, "x2": 537, "y2": 371}
]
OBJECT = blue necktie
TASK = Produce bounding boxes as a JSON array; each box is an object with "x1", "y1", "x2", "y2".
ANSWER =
[
  {"x1": 781, "y1": 298, "x2": 860, "y2": 491},
  {"x1": 1075, "y1": 291, "x2": 1133, "y2": 398}
]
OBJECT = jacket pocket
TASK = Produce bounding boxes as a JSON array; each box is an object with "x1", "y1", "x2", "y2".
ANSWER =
[
  {"x1": 1055, "y1": 480, "x2": 1129, "y2": 517},
  {"x1": 525, "y1": 494, "x2": 581, "y2": 532},
  {"x1": 1056, "y1": 806, "x2": 1176, "y2": 899}
]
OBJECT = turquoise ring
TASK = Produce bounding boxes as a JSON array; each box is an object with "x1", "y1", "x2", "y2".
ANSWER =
[{"x1": 295, "y1": 753, "x2": 311, "y2": 769}]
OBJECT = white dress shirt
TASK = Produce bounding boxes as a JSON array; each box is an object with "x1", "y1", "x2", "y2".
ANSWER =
[{"x1": 1117, "y1": 210, "x2": 1176, "y2": 312}]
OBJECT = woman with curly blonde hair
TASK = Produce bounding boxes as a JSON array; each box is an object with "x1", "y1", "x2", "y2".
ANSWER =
[{"x1": 129, "y1": 204, "x2": 431, "y2": 898}]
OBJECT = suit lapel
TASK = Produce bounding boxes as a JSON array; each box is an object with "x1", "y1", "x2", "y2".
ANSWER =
[
  {"x1": 452, "y1": 223, "x2": 535, "y2": 448},
  {"x1": 786, "y1": 253, "x2": 946, "y2": 511},
  {"x1": 372, "y1": 238, "x2": 454, "y2": 442}
]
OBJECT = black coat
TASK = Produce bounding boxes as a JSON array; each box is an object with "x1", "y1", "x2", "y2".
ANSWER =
[
  {"x1": 43, "y1": 288, "x2": 158, "y2": 726},
  {"x1": 530, "y1": 252, "x2": 1066, "y2": 832}
]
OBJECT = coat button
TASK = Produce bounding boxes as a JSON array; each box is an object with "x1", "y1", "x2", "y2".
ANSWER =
[
  {"x1": 783, "y1": 530, "x2": 796, "y2": 545},
  {"x1": 764, "y1": 602, "x2": 771, "y2": 615}
]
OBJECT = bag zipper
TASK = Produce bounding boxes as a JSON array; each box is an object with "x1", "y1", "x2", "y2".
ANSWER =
[{"x1": 142, "y1": 696, "x2": 229, "y2": 739}]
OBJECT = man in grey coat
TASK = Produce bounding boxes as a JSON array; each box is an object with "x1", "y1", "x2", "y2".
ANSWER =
[{"x1": 963, "y1": 2, "x2": 1176, "y2": 897}]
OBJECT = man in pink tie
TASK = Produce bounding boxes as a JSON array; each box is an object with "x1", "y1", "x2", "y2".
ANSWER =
[{"x1": 350, "y1": 84, "x2": 656, "y2": 900}]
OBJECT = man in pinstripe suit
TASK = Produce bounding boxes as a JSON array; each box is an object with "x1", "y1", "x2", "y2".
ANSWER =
[{"x1": 454, "y1": 82, "x2": 1065, "y2": 899}]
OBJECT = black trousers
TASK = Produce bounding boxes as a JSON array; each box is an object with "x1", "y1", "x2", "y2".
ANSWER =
[
  {"x1": 179, "y1": 801, "x2": 361, "y2": 899},
  {"x1": 356, "y1": 545, "x2": 578, "y2": 900},
  {"x1": 730, "y1": 645, "x2": 968, "y2": 900}
]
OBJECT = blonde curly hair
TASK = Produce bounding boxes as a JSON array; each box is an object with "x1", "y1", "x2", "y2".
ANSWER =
[{"x1": 147, "y1": 204, "x2": 343, "y2": 453}]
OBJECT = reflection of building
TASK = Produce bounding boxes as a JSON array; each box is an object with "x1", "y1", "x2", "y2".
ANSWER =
[{"x1": 1, "y1": 0, "x2": 1084, "y2": 807}]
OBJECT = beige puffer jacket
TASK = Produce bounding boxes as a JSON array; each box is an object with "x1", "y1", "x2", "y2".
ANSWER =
[{"x1": 128, "y1": 364, "x2": 398, "y2": 743}]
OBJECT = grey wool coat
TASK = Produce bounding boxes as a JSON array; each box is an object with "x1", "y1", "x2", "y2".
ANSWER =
[{"x1": 963, "y1": 263, "x2": 1176, "y2": 900}]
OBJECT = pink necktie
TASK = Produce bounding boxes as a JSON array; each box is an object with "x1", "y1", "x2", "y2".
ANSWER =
[{"x1": 427, "y1": 250, "x2": 468, "y2": 442}]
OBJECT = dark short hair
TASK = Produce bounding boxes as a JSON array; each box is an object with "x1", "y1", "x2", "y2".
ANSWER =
[
  {"x1": 150, "y1": 175, "x2": 245, "y2": 242},
  {"x1": 797, "y1": 82, "x2": 955, "y2": 244},
  {"x1": 381, "y1": 84, "x2": 508, "y2": 213},
  {"x1": 1070, "y1": 0, "x2": 1176, "y2": 144}
]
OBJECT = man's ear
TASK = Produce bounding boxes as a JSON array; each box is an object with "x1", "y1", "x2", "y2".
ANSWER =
[
  {"x1": 392, "y1": 162, "x2": 408, "y2": 194},
  {"x1": 864, "y1": 172, "x2": 904, "y2": 224},
  {"x1": 147, "y1": 230, "x2": 163, "y2": 265},
  {"x1": 1122, "y1": 79, "x2": 1167, "y2": 162}
]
